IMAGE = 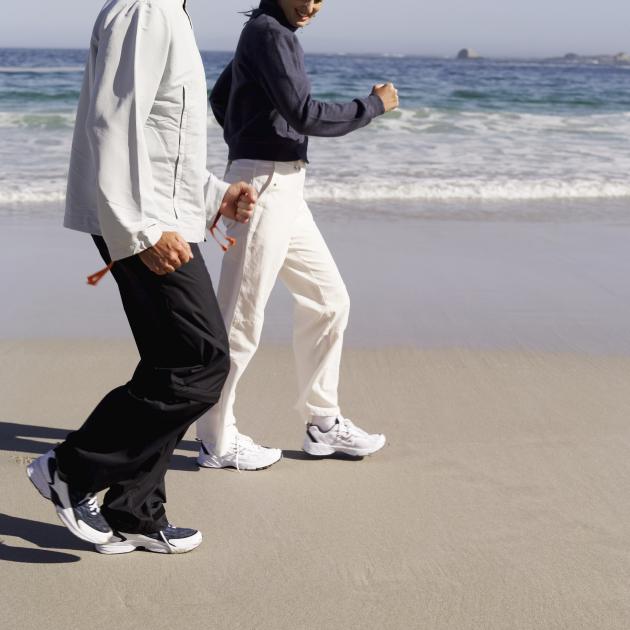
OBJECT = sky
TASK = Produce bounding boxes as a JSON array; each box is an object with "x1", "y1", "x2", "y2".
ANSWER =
[{"x1": 0, "y1": 0, "x2": 628, "y2": 57}]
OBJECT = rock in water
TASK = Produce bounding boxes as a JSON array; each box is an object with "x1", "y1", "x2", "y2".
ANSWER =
[{"x1": 456, "y1": 48, "x2": 480, "y2": 60}]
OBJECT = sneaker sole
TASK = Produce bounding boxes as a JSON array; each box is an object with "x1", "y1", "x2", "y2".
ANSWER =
[
  {"x1": 55, "y1": 506, "x2": 113, "y2": 546},
  {"x1": 26, "y1": 456, "x2": 53, "y2": 500},
  {"x1": 96, "y1": 531, "x2": 203, "y2": 555},
  {"x1": 197, "y1": 452, "x2": 283, "y2": 471},
  {"x1": 302, "y1": 435, "x2": 386, "y2": 458}
]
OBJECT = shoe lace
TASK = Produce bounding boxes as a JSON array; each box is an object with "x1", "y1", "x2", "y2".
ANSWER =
[
  {"x1": 80, "y1": 494, "x2": 101, "y2": 517},
  {"x1": 337, "y1": 417, "x2": 368, "y2": 439},
  {"x1": 233, "y1": 432, "x2": 257, "y2": 472}
]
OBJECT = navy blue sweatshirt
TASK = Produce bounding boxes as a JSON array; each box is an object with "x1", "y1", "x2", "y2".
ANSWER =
[{"x1": 210, "y1": 0, "x2": 385, "y2": 163}]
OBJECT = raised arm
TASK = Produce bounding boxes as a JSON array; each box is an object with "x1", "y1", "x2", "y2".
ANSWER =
[{"x1": 252, "y1": 28, "x2": 386, "y2": 138}]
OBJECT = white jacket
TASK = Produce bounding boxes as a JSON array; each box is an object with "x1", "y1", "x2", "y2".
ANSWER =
[{"x1": 64, "y1": 0, "x2": 229, "y2": 261}]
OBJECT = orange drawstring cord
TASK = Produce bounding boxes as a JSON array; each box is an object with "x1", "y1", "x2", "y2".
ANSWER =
[
  {"x1": 87, "y1": 262, "x2": 114, "y2": 286},
  {"x1": 209, "y1": 213, "x2": 237, "y2": 253},
  {"x1": 87, "y1": 216, "x2": 236, "y2": 286}
]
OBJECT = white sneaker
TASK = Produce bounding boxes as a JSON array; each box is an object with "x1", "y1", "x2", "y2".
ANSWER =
[
  {"x1": 197, "y1": 432, "x2": 282, "y2": 471},
  {"x1": 303, "y1": 417, "x2": 386, "y2": 457},
  {"x1": 95, "y1": 525, "x2": 202, "y2": 555}
]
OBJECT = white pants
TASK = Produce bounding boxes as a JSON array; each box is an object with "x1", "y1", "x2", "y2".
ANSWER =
[{"x1": 196, "y1": 159, "x2": 350, "y2": 455}]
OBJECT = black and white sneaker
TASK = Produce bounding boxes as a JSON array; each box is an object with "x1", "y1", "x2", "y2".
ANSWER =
[
  {"x1": 27, "y1": 449, "x2": 113, "y2": 545},
  {"x1": 95, "y1": 525, "x2": 203, "y2": 555}
]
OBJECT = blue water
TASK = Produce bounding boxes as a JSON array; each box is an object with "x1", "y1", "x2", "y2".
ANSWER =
[
  {"x1": 2, "y1": 48, "x2": 629, "y2": 113},
  {"x1": 1, "y1": 47, "x2": 630, "y2": 209}
]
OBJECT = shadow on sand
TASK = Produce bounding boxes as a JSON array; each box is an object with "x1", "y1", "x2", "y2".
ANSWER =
[
  {"x1": 281, "y1": 449, "x2": 364, "y2": 462},
  {"x1": 0, "y1": 513, "x2": 88, "y2": 564},
  {"x1": 0, "y1": 420, "x2": 201, "y2": 471}
]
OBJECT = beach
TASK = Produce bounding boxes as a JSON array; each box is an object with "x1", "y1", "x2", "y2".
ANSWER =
[
  {"x1": 2, "y1": 203, "x2": 630, "y2": 629},
  {"x1": 2, "y1": 45, "x2": 630, "y2": 629}
]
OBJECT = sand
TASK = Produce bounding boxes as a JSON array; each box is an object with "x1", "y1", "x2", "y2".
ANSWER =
[
  {"x1": 2, "y1": 205, "x2": 630, "y2": 354},
  {"x1": 1, "y1": 341, "x2": 630, "y2": 629},
  {"x1": 1, "y1": 205, "x2": 630, "y2": 628}
]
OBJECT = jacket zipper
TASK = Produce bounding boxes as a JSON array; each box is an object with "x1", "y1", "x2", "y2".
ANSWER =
[
  {"x1": 183, "y1": 2, "x2": 192, "y2": 27},
  {"x1": 172, "y1": 85, "x2": 186, "y2": 218}
]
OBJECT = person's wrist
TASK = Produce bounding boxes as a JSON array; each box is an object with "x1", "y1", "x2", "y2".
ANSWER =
[
  {"x1": 369, "y1": 92, "x2": 386, "y2": 116},
  {"x1": 136, "y1": 225, "x2": 163, "y2": 256}
]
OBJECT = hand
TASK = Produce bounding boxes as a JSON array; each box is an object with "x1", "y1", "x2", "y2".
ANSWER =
[
  {"x1": 372, "y1": 82, "x2": 399, "y2": 112},
  {"x1": 139, "y1": 231, "x2": 193, "y2": 275},
  {"x1": 220, "y1": 181, "x2": 258, "y2": 224}
]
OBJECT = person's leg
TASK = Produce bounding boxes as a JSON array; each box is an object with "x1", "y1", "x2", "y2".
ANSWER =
[
  {"x1": 278, "y1": 201, "x2": 350, "y2": 422},
  {"x1": 278, "y1": 200, "x2": 386, "y2": 457},
  {"x1": 196, "y1": 161, "x2": 296, "y2": 460},
  {"x1": 53, "y1": 237, "x2": 229, "y2": 534}
]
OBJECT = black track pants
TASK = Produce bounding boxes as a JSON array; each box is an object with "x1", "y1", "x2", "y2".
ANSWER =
[{"x1": 54, "y1": 236, "x2": 229, "y2": 534}]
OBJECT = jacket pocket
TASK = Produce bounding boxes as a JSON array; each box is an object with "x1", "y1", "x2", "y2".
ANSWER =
[{"x1": 172, "y1": 85, "x2": 188, "y2": 218}]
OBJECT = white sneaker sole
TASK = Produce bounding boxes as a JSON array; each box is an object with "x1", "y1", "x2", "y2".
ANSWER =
[
  {"x1": 27, "y1": 454, "x2": 53, "y2": 500},
  {"x1": 302, "y1": 434, "x2": 387, "y2": 458},
  {"x1": 95, "y1": 530, "x2": 203, "y2": 555},
  {"x1": 197, "y1": 450, "x2": 283, "y2": 471},
  {"x1": 55, "y1": 497, "x2": 114, "y2": 546}
]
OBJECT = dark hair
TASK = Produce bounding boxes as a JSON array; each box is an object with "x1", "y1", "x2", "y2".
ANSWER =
[{"x1": 241, "y1": 0, "x2": 276, "y2": 21}]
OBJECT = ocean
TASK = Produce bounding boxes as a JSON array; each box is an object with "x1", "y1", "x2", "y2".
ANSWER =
[{"x1": 1, "y1": 47, "x2": 629, "y2": 217}]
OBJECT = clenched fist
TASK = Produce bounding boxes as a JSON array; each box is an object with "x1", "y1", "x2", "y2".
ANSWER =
[
  {"x1": 139, "y1": 231, "x2": 193, "y2": 275},
  {"x1": 372, "y1": 82, "x2": 399, "y2": 113},
  {"x1": 220, "y1": 181, "x2": 258, "y2": 224}
]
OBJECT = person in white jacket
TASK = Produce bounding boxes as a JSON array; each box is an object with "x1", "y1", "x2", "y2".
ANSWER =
[{"x1": 26, "y1": 0, "x2": 257, "y2": 555}]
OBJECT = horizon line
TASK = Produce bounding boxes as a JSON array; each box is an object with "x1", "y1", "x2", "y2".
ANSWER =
[{"x1": 0, "y1": 45, "x2": 626, "y2": 60}]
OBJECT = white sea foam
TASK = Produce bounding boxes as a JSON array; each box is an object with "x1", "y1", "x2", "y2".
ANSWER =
[
  {"x1": 0, "y1": 188, "x2": 65, "y2": 204},
  {"x1": 0, "y1": 111, "x2": 76, "y2": 128},
  {"x1": 2, "y1": 177, "x2": 628, "y2": 210},
  {"x1": 304, "y1": 178, "x2": 630, "y2": 202},
  {"x1": 2, "y1": 107, "x2": 630, "y2": 210},
  {"x1": 0, "y1": 66, "x2": 83, "y2": 74},
  {"x1": 299, "y1": 107, "x2": 630, "y2": 204}
]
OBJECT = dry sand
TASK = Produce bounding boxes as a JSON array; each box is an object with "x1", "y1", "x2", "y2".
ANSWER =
[{"x1": 1, "y1": 341, "x2": 630, "y2": 629}]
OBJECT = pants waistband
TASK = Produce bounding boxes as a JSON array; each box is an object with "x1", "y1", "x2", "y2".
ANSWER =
[{"x1": 227, "y1": 159, "x2": 306, "y2": 177}]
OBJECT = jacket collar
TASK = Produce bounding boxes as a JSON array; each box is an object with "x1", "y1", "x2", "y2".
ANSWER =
[{"x1": 257, "y1": 0, "x2": 298, "y2": 32}]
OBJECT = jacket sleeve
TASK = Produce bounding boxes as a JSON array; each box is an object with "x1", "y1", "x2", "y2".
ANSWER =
[
  {"x1": 204, "y1": 171, "x2": 230, "y2": 229},
  {"x1": 209, "y1": 61, "x2": 233, "y2": 128},
  {"x1": 251, "y1": 27, "x2": 385, "y2": 138},
  {"x1": 85, "y1": 3, "x2": 170, "y2": 261}
]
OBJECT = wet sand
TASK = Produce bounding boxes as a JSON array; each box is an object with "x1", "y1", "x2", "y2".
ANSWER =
[{"x1": 1, "y1": 203, "x2": 630, "y2": 353}]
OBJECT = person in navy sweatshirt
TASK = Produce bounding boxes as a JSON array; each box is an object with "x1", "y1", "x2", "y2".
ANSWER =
[{"x1": 196, "y1": 0, "x2": 399, "y2": 471}]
